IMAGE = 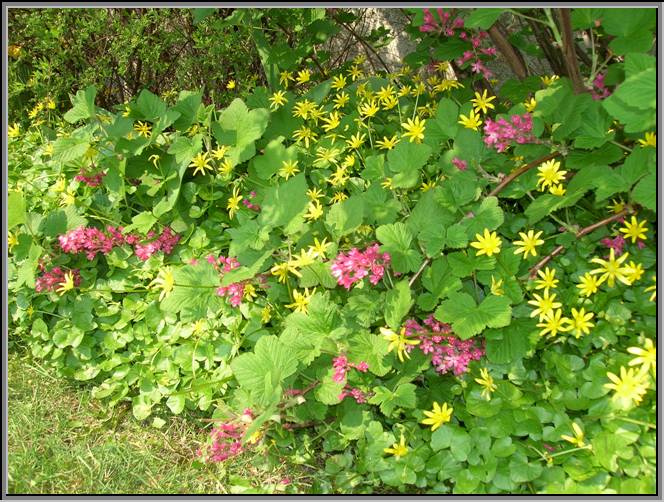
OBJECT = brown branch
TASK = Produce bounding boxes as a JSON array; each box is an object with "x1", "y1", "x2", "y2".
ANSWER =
[
  {"x1": 330, "y1": 12, "x2": 391, "y2": 73},
  {"x1": 488, "y1": 152, "x2": 561, "y2": 197},
  {"x1": 408, "y1": 258, "x2": 431, "y2": 287},
  {"x1": 488, "y1": 21, "x2": 528, "y2": 80},
  {"x1": 528, "y1": 206, "x2": 633, "y2": 278},
  {"x1": 526, "y1": 17, "x2": 565, "y2": 76},
  {"x1": 557, "y1": 8, "x2": 586, "y2": 94}
]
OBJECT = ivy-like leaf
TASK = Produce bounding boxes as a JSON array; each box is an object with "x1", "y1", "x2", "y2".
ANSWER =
[{"x1": 435, "y1": 292, "x2": 512, "y2": 339}]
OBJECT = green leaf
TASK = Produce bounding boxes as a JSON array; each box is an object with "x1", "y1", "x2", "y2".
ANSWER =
[
  {"x1": 220, "y1": 248, "x2": 273, "y2": 286},
  {"x1": 446, "y1": 250, "x2": 495, "y2": 277},
  {"x1": 123, "y1": 211, "x2": 157, "y2": 234},
  {"x1": 386, "y1": 141, "x2": 432, "y2": 189},
  {"x1": 8, "y1": 191, "x2": 26, "y2": 230},
  {"x1": 63, "y1": 85, "x2": 97, "y2": 123},
  {"x1": 610, "y1": 68, "x2": 655, "y2": 110},
  {"x1": 376, "y1": 222, "x2": 422, "y2": 273},
  {"x1": 465, "y1": 8, "x2": 502, "y2": 28},
  {"x1": 431, "y1": 424, "x2": 471, "y2": 461},
  {"x1": 325, "y1": 195, "x2": 365, "y2": 239},
  {"x1": 592, "y1": 431, "x2": 633, "y2": 472},
  {"x1": 258, "y1": 173, "x2": 308, "y2": 232},
  {"x1": 425, "y1": 98, "x2": 459, "y2": 142},
  {"x1": 166, "y1": 395, "x2": 186, "y2": 415},
  {"x1": 417, "y1": 257, "x2": 462, "y2": 311},
  {"x1": 52, "y1": 136, "x2": 90, "y2": 163},
  {"x1": 436, "y1": 169, "x2": 480, "y2": 209},
  {"x1": 215, "y1": 98, "x2": 269, "y2": 164},
  {"x1": 368, "y1": 383, "x2": 416, "y2": 416},
  {"x1": 172, "y1": 91, "x2": 202, "y2": 130},
  {"x1": 434, "y1": 38, "x2": 471, "y2": 60},
  {"x1": 132, "y1": 395, "x2": 154, "y2": 421},
  {"x1": 632, "y1": 173, "x2": 655, "y2": 211},
  {"x1": 230, "y1": 335, "x2": 298, "y2": 406},
  {"x1": 435, "y1": 292, "x2": 511, "y2": 339},
  {"x1": 347, "y1": 331, "x2": 391, "y2": 377},
  {"x1": 484, "y1": 321, "x2": 533, "y2": 364},
  {"x1": 135, "y1": 89, "x2": 167, "y2": 122},
  {"x1": 160, "y1": 262, "x2": 224, "y2": 316},
  {"x1": 384, "y1": 280, "x2": 413, "y2": 330},
  {"x1": 251, "y1": 137, "x2": 296, "y2": 180},
  {"x1": 298, "y1": 262, "x2": 337, "y2": 289},
  {"x1": 460, "y1": 196, "x2": 504, "y2": 237}
]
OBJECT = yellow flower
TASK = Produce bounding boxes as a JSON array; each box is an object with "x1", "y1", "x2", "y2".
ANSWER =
[
  {"x1": 381, "y1": 178, "x2": 393, "y2": 190},
  {"x1": 133, "y1": 121, "x2": 152, "y2": 138},
  {"x1": 604, "y1": 366, "x2": 649, "y2": 406},
  {"x1": 330, "y1": 191, "x2": 348, "y2": 203},
  {"x1": 561, "y1": 422, "x2": 586, "y2": 448},
  {"x1": 8, "y1": 231, "x2": 19, "y2": 252},
  {"x1": 293, "y1": 126, "x2": 317, "y2": 148},
  {"x1": 43, "y1": 143, "x2": 54, "y2": 156},
  {"x1": 435, "y1": 61, "x2": 450, "y2": 73},
  {"x1": 8, "y1": 123, "x2": 20, "y2": 138},
  {"x1": 608, "y1": 198, "x2": 625, "y2": 214},
  {"x1": 8, "y1": 44, "x2": 21, "y2": 58},
  {"x1": 261, "y1": 305, "x2": 272, "y2": 324},
  {"x1": 458, "y1": 109, "x2": 483, "y2": 131},
  {"x1": 321, "y1": 111, "x2": 342, "y2": 133},
  {"x1": 331, "y1": 74, "x2": 347, "y2": 90},
  {"x1": 306, "y1": 187, "x2": 324, "y2": 201},
  {"x1": 286, "y1": 288, "x2": 315, "y2": 313},
  {"x1": 381, "y1": 94, "x2": 399, "y2": 110},
  {"x1": 536, "y1": 309, "x2": 570, "y2": 338},
  {"x1": 534, "y1": 267, "x2": 558, "y2": 293},
  {"x1": 270, "y1": 262, "x2": 301, "y2": 283},
  {"x1": 56, "y1": 272, "x2": 76, "y2": 296},
  {"x1": 637, "y1": 132, "x2": 656, "y2": 148},
  {"x1": 384, "y1": 433, "x2": 408, "y2": 458},
  {"x1": 292, "y1": 99, "x2": 316, "y2": 120},
  {"x1": 60, "y1": 189, "x2": 76, "y2": 207},
  {"x1": 490, "y1": 275, "x2": 504, "y2": 296},
  {"x1": 644, "y1": 275, "x2": 656, "y2": 302},
  {"x1": 346, "y1": 132, "x2": 366, "y2": 150},
  {"x1": 333, "y1": 92, "x2": 350, "y2": 110},
  {"x1": 189, "y1": 152, "x2": 213, "y2": 176},
  {"x1": 401, "y1": 116, "x2": 426, "y2": 143},
  {"x1": 279, "y1": 159, "x2": 300, "y2": 180},
  {"x1": 541, "y1": 75, "x2": 559, "y2": 86},
  {"x1": 347, "y1": 65, "x2": 364, "y2": 81},
  {"x1": 279, "y1": 70, "x2": 294, "y2": 87},
  {"x1": 421, "y1": 402, "x2": 453, "y2": 431},
  {"x1": 474, "y1": 368, "x2": 497, "y2": 400},
  {"x1": 381, "y1": 327, "x2": 420, "y2": 362},
  {"x1": 536, "y1": 159, "x2": 567, "y2": 190},
  {"x1": 289, "y1": 248, "x2": 317, "y2": 269},
  {"x1": 150, "y1": 267, "x2": 175, "y2": 302},
  {"x1": 513, "y1": 230, "x2": 545, "y2": 258},
  {"x1": 549, "y1": 184, "x2": 566, "y2": 196},
  {"x1": 296, "y1": 69, "x2": 311, "y2": 85},
  {"x1": 376, "y1": 135, "x2": 399, "y2": 150},
  {"x1": 471, "y1": 89, "x2": 497, "y2": 115},
  {"x1": 528, "y1": 290, "x2": 562, "y2": 321},
  {"x1": 627, "y1": 337, "x2": 656, "y2": 376},
  {"x1": 420, "y1": 180, "x2": 436, "y2": 192},
  {"x1": 377, "y1": 84, "x2": 395, "y2": 101},
  {"x1": 577, "y1": 272, "x2": 602, "y2": 297},
  {"x1": 269, "y1": 90, "x2": 288, "y2": 110},
  {"x1": 623, "y1": 260, "x2": 644, "y2": 284},
  {"x1": 398, "y1": 85, "x2": 412, "y2": 97},
  {"x1": 524, "y1": 97, "x2": 537, "y2": 113},
  {"x1": 308, "y1": 237, "x2": 332, "y2": 259},
  {"x1": 358, "y1": 99, "x2": 380, "y2": 118},
  {"x1": 619, "y1": 216, "x2": 648, "y2": 244},
  {"x1": 226, "y1": 80, "x2": 236, "y2": 90},
  {"x1": 590, "y1": 248, "x2": 631, "y2": 288},
  {"x1": 219, "y1": 158, "x2": 234, "y2": 176},
  {"x1": 227, "y1": 186, "x2": 243, "y2": 219},
  {"x1": 470, "y1": 228, "x2": 502, "y2": 257},
  {"x1": 192, "y1": 319, "x2": 207, "y2": 335},
  {"x1": 28, "y1": 102, "x2": 43, "y2": 119},
  {"x1": 243, "y1": 283, "x2": 258, "y2": 301},
  {"x1": 566, "y1": 307, "x2": 594, "y2": 338}
]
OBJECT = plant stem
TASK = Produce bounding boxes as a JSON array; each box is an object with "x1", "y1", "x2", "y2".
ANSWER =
[
  {"x1": 488, "y1": 152, "x2": 561, "y2": 197},
  {"x1": 614, "y1": 416, "x2": 656, "y2": 430},
  {"x1": 408, "y1": 258, "x2": 430, "y2": 288}
]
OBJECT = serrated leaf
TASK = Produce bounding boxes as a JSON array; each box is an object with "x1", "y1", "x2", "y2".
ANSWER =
[
  {"x1": 215, "y1": 98, "x2": 269, "y2": 164},
  {"x1": 435, "y1": 292, "x2": 511, "y2": 339},
  {"x1": 347, "y1": 331, "x2": 391, "y2": 376},
  {"x1": 460, "y1": 196, "x2": 504, "y2": 237},
  {"x1": 417, "y1": 257, "x2": 462, "y2": 310},
  {"x1": 160, "y1": 262, "x2": 223, "y2": 316},
  {"x1": 368, "y1": 383, "x2": 416, "y2": 416},
  {"x1": 386, "y1": 141, "x2": 432, "y2": 188},
  {"x1": 465, "y1": 8, "x2": 502, "y2": 28},
  {"x1": 384, "y1": 280, "x2": 413, "y2": 330},
  {"x1": 258, "y1": 173, "x2": 308, "y2": 232},
  {"x1": 632, "y1": 173, "x2": 655, "y2": 211},
  {"x1": 135, "y1": 89, "x2": 167, "y2": 122},
  {"x1": 325, "y1": 195, "x2": 365, "y2": 239},
  {"x1": 230, "y1": 335, "x2": 298, "y2": 405},
  {"x1": 63, "y1": 85, "x2": 97, "y2": 123},
  {"x1": 376, "y1": 222, "x2": 422, "y2": 273},
  {"x1": 8, "y1": 191, "x2": 26, "y2": 230}
]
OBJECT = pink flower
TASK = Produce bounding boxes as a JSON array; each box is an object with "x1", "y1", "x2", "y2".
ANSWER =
[
  {"x1": 483, "y1": 113, "x2": 534, "y2": 152},
  {"x1": 331, "y1": 243, "x2": 391, "y2": 290},
  {"x1": 452, "y1": 157, "x2": 468, "y2": 171},
  {"x1": 35, "y1": 266, "x2": 82, "y2": 293},
  {"x1": 75, "y1": 168, "x2": 106, "y2": 187}
]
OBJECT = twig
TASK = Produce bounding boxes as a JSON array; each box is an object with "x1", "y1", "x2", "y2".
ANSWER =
[
  {"x1": 558, "y1": 8, "x2": 586, "y2": 94},
  {"x1": 487, "y1": 21, "x2": 528, "y2": 80},
  {"x1": 528, "y1": 206, "x2": 632, "y2": 278},
  {"x1": 488, "y1": 152, "x2": 560, "y2": 197},
  {"x1": 408, "y1": 258, "x2": 431, "y2": 287},
  {"x1": 330, "y1": 12, "x2": 391, "y2": 73}
]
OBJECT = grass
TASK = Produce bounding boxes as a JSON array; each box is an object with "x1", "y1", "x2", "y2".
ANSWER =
[{"x1": 7, "y1": 348, "x2": 316, "y2": 494}]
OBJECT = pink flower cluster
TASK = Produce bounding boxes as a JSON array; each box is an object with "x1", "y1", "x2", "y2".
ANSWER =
[
  {"x1": 198, "y1": 409, "x2": 256, "y2": 463},
  {"x1": 590, "y1": 72, "x2": 611, "y2": 100},
  {"x1": 35, "y1": 266, "x2": 82, "y2": 293},
  {"x1": 75, "y1": 168, "x2": 106, "y2": 187},
  {"x1": 331, "y1": 244, "x2": 391, "y2": 290},
  {"x1": 452, "y1": 157, "x2": 468, "y2": 171},
  {"x1": 332, "y1": 355, "x2": 369, "y2": 383},
  {"x1": 419, "y1": 9, "x2": 496, "y2": 80},
  {"x1": 208, "y1": 254, "x2": 266, "y2": 308},
  {"x1": 242, "y1": 191, "x2": 261, "y2": 212},
  {"x1": 483, "y1": 113, "x2": 535, "y2": 153},
  {"x1": 338, "y1": 386, "x2": 371, "y2": 404},
  {"x1": 58, "y1": 225, "x2": 180, "y2": 261},
  {"x1": 402, "y1": 316, "x2": 485, "y2": 376},
  {"x1": 601, "y1": 234, "x2": 626, "y2": 256}
]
